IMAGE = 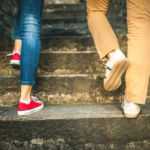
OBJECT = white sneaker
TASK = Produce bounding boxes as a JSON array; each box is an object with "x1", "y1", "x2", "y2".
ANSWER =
[
  {"x1": 104, "y1": 49, "x2": 129, "y2": 91},
  {"x1": 121, "y1": 99, "x2": 141, "y2": 118}
]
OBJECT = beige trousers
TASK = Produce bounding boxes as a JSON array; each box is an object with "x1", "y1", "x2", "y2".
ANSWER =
[{"x1": 87, "y1": 0, "x2": 150, "y2": 104}]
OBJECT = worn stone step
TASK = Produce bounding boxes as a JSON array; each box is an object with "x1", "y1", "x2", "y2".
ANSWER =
[
  {"x1": 42, "y1": 10, "x2": 86, "y2": 18},
  {"x1": 1, "y1": 103, "x2": 150, "y2": 150},
  {"x1": 41, "y1": 16, "x2": 124, "y2": 28},
  {"x1": 44, "y1": 0, "x2": 80, "y2": 5},
  {"x1": 41, "y1": 24, "x2": 127, "y2": 36},
  {"x1": 0, "y1": 50, "x2": 127, "y2": 75},
  {"x1": 41, "y1": 26, "x2": 90, "y2": 36},
  {"x1": 0, "y1": 74, "x2": 126, "y2": 106},
  {"x1": 0, "y1": 34, "x2": 127, "y2": 76},
  {"x1": 0, "y1": 74, "x2": 150, "y2": 107},
  {"x1": 42, "y1": 9, "x2": 122, "y2": 18},
  {"x1": 43, "y1": 0, "x2": 126, "y2": 17},
  {"x1": 41, "y1": 34, "x2": 127, "y2": 52},
  {"x1": 37, "y1": 51, "x2": 127, "y2": 75},
  {"x1": 42, "y1": 17, "x2": 87, "y2": 28},
  {"x1": 44, "y1": 3, "x2": 86, "y2": 10},
  {"x1": 0, "y1": 34, "x2": 127, "y2": 52}
]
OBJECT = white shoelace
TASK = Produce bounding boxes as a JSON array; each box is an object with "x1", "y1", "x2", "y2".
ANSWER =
[
  {"x1": 7, "y1": 51, "x2": 20, "y2": 56},
  {"x1": 7, "y1": 53, "x2": 13, "y2": 56},
  {"x1": 31, "y1": 95, "x2": 41, "y2": 103},
  {"x1": 31, "y1": 95, "x2": 38, "y2": 101}
]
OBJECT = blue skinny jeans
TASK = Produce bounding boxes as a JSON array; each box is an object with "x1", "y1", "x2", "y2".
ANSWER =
[{"x1": 13, "y1": 0, "x2": 44, "y2": 85}]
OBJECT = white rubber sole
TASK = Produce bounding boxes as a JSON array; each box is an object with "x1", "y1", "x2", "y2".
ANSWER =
[
  {"x1": 10, "y1": 60, "x2": 20, "y2": 65},
  {"x1": 121, "y1": 104, "x2": 139, "y2": 118},
  {"x1": 18, "y1": 103, "x2": 44, "y2": 116},
  {"x1": 104, "y1": 58, "x2": 129, "y2": 91}
]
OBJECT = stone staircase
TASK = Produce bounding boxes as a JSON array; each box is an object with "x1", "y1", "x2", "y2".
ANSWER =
[
  {"x1": 0, "y1": 0, "x2": 129, "y2": 106},
  {"x1": 1, "y1": 0, "x2": 150, "y2": 149}
]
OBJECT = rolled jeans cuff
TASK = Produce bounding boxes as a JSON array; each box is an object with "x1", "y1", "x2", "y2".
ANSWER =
[
  {"x1": 12, "y1": 36, "x2": 22, "y2": 42},
  {"x1": 19, "y1": 80, "x2": 35, "y2": 86}
]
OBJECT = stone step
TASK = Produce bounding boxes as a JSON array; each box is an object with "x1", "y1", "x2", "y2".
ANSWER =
[
  {"x1": 44, "y1": 3, "x2": 86, "y2": 10},
  {"x1": 0, "y1": 50, "x2": 127, "y2": 75},
  {"x1": 42, "y1": 9, "x2": 122, "y2": 18},
  {"x1": 0, "y1": 74, "x2": 126, "y2": 106},
  {"x1": 42, "y1": 10, "x2": 87, "y2": 18},
  {"x1": 37, "y1": 51, "x2": 127, "y2": 75},
  {"x1": 41, "y1": 25, "x2": 90, "y2": 36},
  {"x1": 43, "y1": 1, "x2": 125, "y2": 17},
  {"x1": 1, "y1": 104, "x2": 150, "y2": 150},
  {"x1": 41, "y1": 16, "x2": 124, "y2": 28},
  {"x1": 41, "y1": 34, "x2": 127, "y2": 52},
  {"x1": 0, "y1": 34, "x2": 127, "y2": 52},
  {"x1": 44, "y1": 0, "x2": 80, "y2": 5},
  {"x1": 0, "y1": 74, "x2": 150, "y2": 107},
  {"x1": 41, "y1": 24, "x2": 127, "y2": 36}
]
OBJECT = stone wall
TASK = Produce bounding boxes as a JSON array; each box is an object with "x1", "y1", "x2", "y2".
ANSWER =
[{"x1": 0, "y1": 0, "x2": 18, "y2": 38}]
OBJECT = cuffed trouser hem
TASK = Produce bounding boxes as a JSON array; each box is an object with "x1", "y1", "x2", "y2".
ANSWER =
[
  {"x1": 100, "y1": 45, "x2": 120, "y2": 60},
  {"x1": 19, "y1": 80, "x2": 35, "y2": 86},
  {"x1": 12, "y1": 37, "x2": 22, "y2": 42},
  {"x1": 125, "y1": 95, "x2": 146, "y2": 104}
]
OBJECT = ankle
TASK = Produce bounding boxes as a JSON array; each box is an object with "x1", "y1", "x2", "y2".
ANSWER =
[
  {"x1": 20, "y1": 99, "x2": 31, "y2": 104},
  {"x1": 125, "y1": 99, "x2": 139, "y2": 106},
  {"x1": 21, "y1": 95, "x2": 31, "y2": 102},
  {"x1": 21, "y1": 85, "x2": 32, "y2": 102},
  {"x1": 13, "y1": 50, "x2": 20, "y2": 54},
  {"x1": 107, "y1": 50, "x2": 116, "y2": 59}
]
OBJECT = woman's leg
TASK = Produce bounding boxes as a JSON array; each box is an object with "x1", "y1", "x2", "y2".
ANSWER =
[
  {"x1": 87, "y1": 0, "x2": 129, "y2": 91},
  {"x1": 13, "y1": 40, "x2": 22, "y2": 53},
  {"x1": 13, "y1": 0, "x2": 22, "y2": 53},
  {"x1": 10, "y1": 1, "x2": 21, "y2": 68},
  {"x1": 20, "y1": 0, "x2": 44, "y2": 85},
  {"x1": 17, "y1": 0, "x2": 44, "y2": 115},
  {"x1": 13, "y1": 14, "x2": 22, "y2": 53}
]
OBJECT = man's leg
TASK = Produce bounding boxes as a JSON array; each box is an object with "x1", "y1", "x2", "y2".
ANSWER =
[
  {"x1": 87, "y1": 0, "x2": 119, "y2": 59},
  {"x1": 87, "y1": 0, "x2": 129, "y2": 91},
  {"x1": 123, "y1": 0, "x2": 150, "y2": 118}
]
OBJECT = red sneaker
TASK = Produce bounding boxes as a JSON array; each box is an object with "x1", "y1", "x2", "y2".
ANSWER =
[
  {"x1": 7, "y1": 51, "x2": 20, "y2": 68},
  {"x1": 18, "y1": 95, "x2": 44, "y2": 115}
]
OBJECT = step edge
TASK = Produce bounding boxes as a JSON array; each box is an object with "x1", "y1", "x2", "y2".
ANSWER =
[
  {"x1": 42, "y1": 16, "x2": 86, "y2": 20},
  {"x1": 1, "y1": 104, "x2": 150, "y2": 121},
  {"x1": 0, "y1": 73, "x2": 105, "y2": 78},
  {"x1": 40, "y1": 34, "x2": 127, "y2": 39},
  {"x1": 1, "y1": 50, "x2": 127, "y2": 55}
]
